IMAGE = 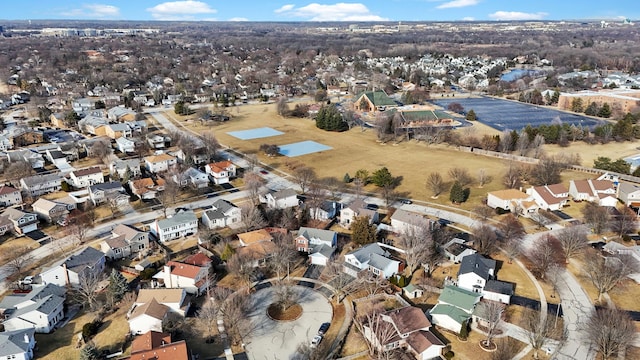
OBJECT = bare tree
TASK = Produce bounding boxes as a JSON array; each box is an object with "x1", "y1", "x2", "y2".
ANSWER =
[
  {"x1": 472, "y1": 224, "x2": 498, "y2": 256},
  {"x1": 268, "y1": 233, "x2": 297, "y2": 279},
  {"x1": 611, "y1": 207, "x2": 637, "y2": 238},
  {"x1": 476, "y1": 301, "x2": 504, "y2": 347},
  {"x1": 521, "y1": 307, "x2": 557, "y2": 360},
  {"x1": 358, "y1": 271, "x2": 390, "y2": 297},
  {"x1": 398, "y1": 223, "x2": 433, "y2": 275},
  {"x1": 530, "y1": 134, "x2": 546, "y2": 158},
  {"x1": 515, "y1": 135, "x2": 530, "y2": 156},
  {"x1": 498, "y1": 130, "x2": 512, "y2": 153},
  {"x1": 69, "y1": 272, "x2": 103, "y2": 311},
  {"x1": 528, "y1": 234, "x2": 565, "y2": 279},
  {"x1": 276, "y1": 96, "x2": 289, "y2": 116},
  {"x1": 477, "y1": 168, "x2": 492, "y2": 188},
  {"x1": 320, "y1": 258, "x2": 360, "y2": 303},
  {"x1": 66, "y1": 211, "x2": 92, "y2": 246},
  {"x1": 502, "y1": 164, "x2": 522, "y2": 189},
  {"x1": 473, "y1": 205, "x2": 494, "y2": 222},
  {"x1": 4, "y1": 160, "x2": 34, "y2": 184},
  {"x1": 586, "y1": 308, "x2": 636, "y2": 360},
  {"x1": 498, "y1": 214, "x2": 525, "y2": 263},
  {"x1": 321, "y1": 176, "x2": 344, "y2": 200},
  {"x1": 226, "y1": 252, "x2": 258, "y2": 291},
  {"x1": 244, "y1": 172, "x2": 264, "y2": 206},
  {"x1": 200, "y1": 132, "x2": 220, "y2": 161},
  {"x1": 556, "y1": 226, "x2": 588, "y2": 261},
  {"x1": 239, "y1": 204, "x2": 267, "y2": 232},
  {"x1": 582, "y1": 202, "x2": 610, "y2": 234},
  {"x1": 1, "y1": 245, "x2": 33, "y2": 279},
  {"x1": 584, "y1": 251, "x2": 637, "y2": 302},
  {"x1": 353, "y1": 303, "x2": 398, "y2": 360},
  {"x1": 292, "y1": 167, "x2": 316, "y2": 194},
  {"x1": 448, "y1": 167, "x2": 473, "y2": 188},
  {"x1": 426, "y1": 172, "x2": 445, "y2": 198},
  {"x1": 245, "y1": 153, "x2": 259, "y2": 173},
  {"x1": 492, "y1": 338, "x2": 521, "y2": 360},
  {"x1": 272, "y1": 281, "x2": 299, "y2": 312},
  {"x1": 531, "y1": 157, "x2": 563, "y2": 186},
  {"x1": 195, "y1": 298, "x2": 218, "y2": 342},
  {"x1": 89, "y1": 139, "x2": 113, "y2": 165}
]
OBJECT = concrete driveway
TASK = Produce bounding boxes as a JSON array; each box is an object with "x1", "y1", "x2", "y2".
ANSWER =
[{"x1": 245, "y1": 285, "x2": 333, "y2": 360}]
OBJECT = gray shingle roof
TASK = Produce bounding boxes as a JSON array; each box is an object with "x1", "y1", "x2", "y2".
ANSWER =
[
  {"x1": 348, "y1": 243, "x2": 389, "y2": 264},
  {"x1": 65, "y1": 247, "x2": 105, "y2": 273},
  {"x1": 157, "y1": 211, "x2": 197, "y2": 230},
  {"x1": 271, "y1": 188, "x2": 298, "y2": 200},
  {"x1": 458, "y1": 253, "x2": 495, "y2": 281},
  {"x1": 212, "y1": 199, "x2": 237, "y2": 214},
  {"x1": 368, "y1": 252, "x2": 396, "y2": 271},
  {"x1": 0, "y1": 328, "x2": 35, "y2": 357},
  {"x1": 297, "y1": 227, "x2": 336, "y2": 244},
  {"x1": 484, "y1": 280, "x2": 514, "y2": 295},
  {"x1": 20, "y1": 173, "x2": 63, "y2": 187},
  {"x1": 0, "y1": 284, "x2": 65, "y2": 310},
  {"x1": 89, "y1": 181, "x2": 124, "y2": 192}
]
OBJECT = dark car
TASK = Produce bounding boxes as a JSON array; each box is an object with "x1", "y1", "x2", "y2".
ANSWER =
[
  {"x1": 260, "y1": 169, "x2": 269, "y2": 175},
  {"x1": 400, "y1": 199, "x2": 412, "y2": 204},
  {"x1": 318, "y1": 322, "x2": 330, "y2": 335}
]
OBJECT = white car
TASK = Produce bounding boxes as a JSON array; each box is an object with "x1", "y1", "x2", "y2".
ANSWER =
[
  {"x1": 310, "y1": 335, "x2": 323, "y2": 348},
  {"x1": 20, "y1": 276, "x2": 34, "y2": 285}
]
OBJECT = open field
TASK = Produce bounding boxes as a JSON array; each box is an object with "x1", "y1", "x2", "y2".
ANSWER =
[{"x1": 545, "y1": 141, "x2": 640, "y2": 168}]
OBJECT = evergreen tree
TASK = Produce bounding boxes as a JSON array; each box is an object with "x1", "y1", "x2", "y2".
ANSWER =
[
  {"x1": 80, "y1": 342, "x2": 100, "y2": 360},
  {"x1": 107, "y1": 269, "x2": 128, "y2": 304},
  {"x1": 343, "y1": 173, "x2": 351, "y2": 183},
  {"x1": 351, "y1": 216, "x2": 377, "y2": 245},
  {"x1": 584, "y1": 102, "x2": 598, "y2": 116},
  {"x1": 221, "y1": 243, "x2": 235, "y2": 261},
  {"x1": 465, "y1": 109, "x2": 477, "y2": 121},
  {"x1": 371, "y1": 167, "x2": 395, "y2": 187},
  {"x1": 570, "y1": 98, "x2": 584, "y2": 113},
  {"x1": 449, "y1": 181, "x2": 466, "y2": 204},
  {"x1": 598, "y1": 103, "x2": 612, "y2": 118}
]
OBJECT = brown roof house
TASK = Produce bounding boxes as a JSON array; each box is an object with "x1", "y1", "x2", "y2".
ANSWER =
[
  {"x1": 526, "y1": 184, "x2": 569, "y2": 211},
  {"x1": 152, "y1": 261, "x2": 210, "y2": 295},
  {"x1": 569, "y1": 179, "x2": 618, "y2": 207},
  {"x1": 100, "y1": 224, "x2": 150, "y2": 260},
  {"x1": 236, "y1": 229, "x2": 277, "y2": 268},
  {"x1": 126, "y1": 331, "x2": 191, "y2": 360},
  {"x1": 128, "y1": 298, "x2": 170, "y2": 335},
  {"x1": 486, "y1": 189, "x2": 539, "y2": 218}
]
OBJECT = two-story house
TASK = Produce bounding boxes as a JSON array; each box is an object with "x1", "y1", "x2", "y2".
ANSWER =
[
  {"x1": 295, "y1": 227, "x2": 337, "y2": 266},
  {"x1": 104, "y1": 123, "x2": 133, "y2": 139},
  {"x1": 129, "y1": 178, "x2": 165, "y2": 200},
  {"x1": 153, "y1": 261, "x2": 210, "y2": 295},
  {"x1": 151, "y1": 210, "x2": 198, "y2": 242},
  {"x1": 569, "y1": 179, "x2": 618, "y2": 207},
  {"x1": 147, "y1": 134, "x2": 168, "y2": 149},
  {"x1": 128, "y1": 331, "x2": 191, "y2": 360},
  {"x1": 100, "y1": 224, "x2": 150, "y2": 260},
  {"x1": 236, "y1": 229, "x2": 277, "y2": 267},
  {"x1": 40, "y1": 247, "x2": 106, "y2": 287},
  {"x1": 116, "y1": 136, "x2": 137, "y2": 153},
  {"x1": 77, "y1": 115, "x2": 109, "y2": 135},
  {"x1": 340, "y1": 199, "x2": 379, "y2": 228},
  {"x1": 343, "y1": 243, "x2": 402, "y2": 279},
  {"x1": 617, "y1": 182, "x2": 640, "y2": 207},
  {"x1": 0, "y1": 328, "x2": 36, "y2": 360},
  {"x1": 0, "y1": 185, "x2": 23, "y2": 207},
  {"x1": 107, "y1": 106, "x2": 136, "y2": 122},
  {"x1": 390, "y1": 209, "x2": 430, "y2": 235},
  {"x1": 88, "y1": 181, "x2": 128, "y2": 206},
  {"x1": 308, "y1": 200, "x2": 342, "y2": 221},
  {"x1": 67, "y1": 166, "x2": 104, "y2": 189},
  {"x1": 110, "y1": 158, "x2": 142, "y2": 180},
  {"x1": 263, "y1": 188, "x2": 299, "y2": 209},
  {"x1": 0, "y1": 284, "x2": 66, "y2": 333},
  {"x1": 172, "y1": 167, "x2": 209, "y2": 189},
  {"x1": 20, "y1": 173, "x2": 63, "y2": 197},
  {"x1": 205, "y1": 161, "x2": 237, "y2": 185},
  {"x1": 456, "y1": 253, "x2": 513, "y2": 304},
  {"x1": 201, "y1": 199, "x2": 241, "y2": 229},
  {"x1": 132, "y1": 288, "x2": 190, "y2": 316},
  {"x1": 128, "y1": 298, "x2": 169, "y2": 335},
  {"x1": 144, "y1": 153, "x2": 177, "y2": 173},
  {"x1": 31, "y1": 198, "x2": 75, "y2": 223},
  {"x1": 2, "y1": 208, "x2": 39, "y2": 235},
  {"x1": 526, "y1": 184, "x2": 569, "y2": 211},
  {"x1": 6, "y1": 150, "x2": 45, "y2": 169}
]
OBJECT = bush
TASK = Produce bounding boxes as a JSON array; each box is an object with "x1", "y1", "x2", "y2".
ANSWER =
[
  {"x1": 82, "y1": 321, "x2": 101, "y2": 340},
  {"x1": 444, "y1": 350, "x2": 455, "y2": 359},
  {"x1": 495, "y1": 207, "x2": 509, "y2": 215},
  {"x1": 140, "y1": 267, "x2": 157, "y2": 280}
]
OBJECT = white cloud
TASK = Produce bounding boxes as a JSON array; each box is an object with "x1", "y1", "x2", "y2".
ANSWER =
[
  {"x1": 275, "y1": 2, "x2": 387, "y2": 21},
  {"x1": 488, "y1": 11, "x2": 548, "y2": 21},
  {"x1": 274, "y1": 4, "x2": 295, "y2": 14},
  {"x1": 60, "y1": 3, "x2": 120, "y2": 19},
  {"x1": 462, "y1": 16, "x2": 475, "y2": 21},
  {"x1": 436, "y1": 0, "x2": 480, "y2": 9},
  {"x1": 228, "y1": 17, "x2": 249, "y2": 21},
  {"x1": 147, "y1": 1, "x2": 217, "y2": 20}
]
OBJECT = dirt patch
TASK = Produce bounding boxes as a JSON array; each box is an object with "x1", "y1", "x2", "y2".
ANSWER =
[{"x1": 267, "y1": 302, "x2": 303, "y2": 321}]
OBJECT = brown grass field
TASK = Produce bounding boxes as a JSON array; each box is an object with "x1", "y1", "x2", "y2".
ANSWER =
[{"x1": 164, "y1": 104, "x2": 519, "y2": 210}]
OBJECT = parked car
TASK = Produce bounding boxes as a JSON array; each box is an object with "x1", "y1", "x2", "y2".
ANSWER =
[
  {"x1": 310, "y1": 335, "x2": 323, "y2": 348},
  {"x1": 20, "y1": 276, "x2": 34, "y2": 285},
  {"x1": 400, "y1": 198, "x2": 412, "y2": 204},
  {"x1": 318, "y1": 322, "x2": 330, "y2": 335},
  {"x1": 259, "y1": 169, "x2": 269, "y2": 175}
]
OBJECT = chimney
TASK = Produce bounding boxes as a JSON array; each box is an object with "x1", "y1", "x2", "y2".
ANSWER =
[
  {"x1": 62, "y1": 262, "x2": 71, "y2": 286},
  {"x1": 164, "y1": 265, "x2": 172, "y2": 288},
  {"x1": 23, "y1": 333, "x2": 30, "y2": 344}
]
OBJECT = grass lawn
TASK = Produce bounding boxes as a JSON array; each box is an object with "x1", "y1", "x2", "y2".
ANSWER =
[
  {"x1": 608, "y1": 278, "x2": 640, "y2": 312},
  {"x1": 164, "y1": 235, "x2": 198, "y2": 253},
  {"x1": 0, "y1": 237, "x2": 41, "y2": 270},
  {"x1": 492, "y1": 252, "x2": 558, "y2": 304},
  {"x1": 439, "y1": 327, "x2": 527, "y2": 360},
  {"x1": 544, "y1": 141, "x2": 640, "y2": 168}
]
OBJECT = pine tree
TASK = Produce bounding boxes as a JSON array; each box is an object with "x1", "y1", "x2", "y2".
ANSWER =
[
  {"x1": 221, "y1": 243, "x2": 235, "y2": 261},
  {"x1": 80, "y1": 342, "x2": 100, "y2": 360},
  {"x1": 465, "y1": 109, "x2": 476, "y2": 121},
  {"x1": 351, "y1": 216, "x2": 377, "y2": 245},
  {"x1": 598, "y1": 103, "x2": 612, "y2": 118},
  {"x1": 108, "y1": 269, "x2": 128, "y2": 304},
  {"x1": 449, "y1": 181, "x2": 465, "y2": 204},
  {"x1": 584, "y1": 102, "x2": 598, "y2": 116}
]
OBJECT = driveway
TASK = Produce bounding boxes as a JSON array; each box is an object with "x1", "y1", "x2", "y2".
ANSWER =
[{"x1": 245, "y1": 285, "x2": 332, "y2": 360}]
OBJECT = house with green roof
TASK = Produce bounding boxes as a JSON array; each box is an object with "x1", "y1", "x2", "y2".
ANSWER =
[
  {"x1": 353, "y1": 90, "x2": 397, "y2": 112},
  {"x1": 429, "y1": 285, "x2": 481, "y2": 333}
]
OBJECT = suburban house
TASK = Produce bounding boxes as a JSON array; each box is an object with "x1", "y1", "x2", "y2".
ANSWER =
[
  {"x1": 0, "y1": 134, "x2": 11, "y2": 151},
  {"x1": 127, "y1": 331, "x2": 191, "y2": 360},
  {"x1": 173, "y1": 167, "x2": 209, "y2": 189},
  {"x1": 442, "y1": 237, "x2": 477, "y2": 263},
  {"x1": 308, "y1": 200, "x2": 342, "y2": 221},
  {"x1": 201, "y1": 199, "x2": 241, "y2": 229},
  {"x1": 238, "y1": 229, "x2": 274, "y2": 247},
  {"x1": 40, "y1": 247, "x2": 106, "y2": 287},
  {"x1": 0, "y1": 185, "x2": 23, "y2": 207},
  {"x1": 100, "y1": 224, "x2": 150, "y2": 260},
  {"x1": 617, "y1": 182, "x2": 640, "y2": 207},
  {"x1": 151, "y1": 210, "x2": 198, "y2": 242},
  {"x1": 569, "y1": 179, "x2": 618, "y2": 206},
  {"x1": 144, "y1": 153, "x2": 177, "y2": 173},
  {"x1": 236, "y1": 229, "x2": 277, "y2": 267},
  {"x1": 31, "y1": 198, "x2": 75, "y2": 223},
  {"x1": 0, "y1": 215, "x2": 13, "y2": 236},
  {"x1": 107, "y1": 106, "x2": 136, "y2": 122},
  {"x1": 128, "y1": 298, "x2": 169, "y2": 335},
  {"x1": 116, "y1": 136, "x2": 137, "y2": 153},
  {"x1": 205, "y1": 161, "x2": 237, "y2": 184},
  {"x1": 110, "y1": 158, "x2": 142, "y2": 180},
  {"x1": 129, "y1": 178, "x2": 165, "y2": 200},
  {"x1": 429, "y1": 285, "x2": 481, "y2": 333},
  {"x1": 147, "y1": 134, "x2": 168, "y2": 149},
  {"x1": 295, "y1": 227, "x2": 337, "y2": 266},
  {"x1": 353, "y1": 90, "x2": 397, "y2": 112},
  {"x1": 67, "y1": 166, "x2": 104, "y2": 189},
  {"x1": 88, "y1": 181, "x2": 128, "y2": 206},
  {"x1": 486, "y1": 189, "x2": 539, "y2": 217},
  {"x1": 263, "y1": 188, "x2": 299, "y2": 209},
  {"x1": 20, "y1": 173, "x2": 63, "y2": 197},
  {"x1": 390, "y1": 209, "x2": 430, "y2": 235},
  {"x1": 133, "y1": 288, "x2": 190, "y2": 316},
  {"x1": 0, "y1": 284, "x2": 66, "y2": 333},
  {"x1": 343, "y1": 243, "x2": 402, "y2": 279},
  {"x1": 78, "y1": 115, "x2": 109, "y2": 135},
  {"x1": 362, "y1": 306, "x2": 446, "y2": 360},
  {"x1": 456, "y1": 254, "x2": 514, "y2": 304},
  {"x1": 152, "y1": 261, "x2": 210, "y2": 295},
  {"x1": 6, "y1": 150, "x2": 45, "y2": 170},
  {"x1": 527, "y1": 184, "x2": 569, "y2": 211},
  {"x1": 172, "y1": 148, "x2": 209, "y2": 166},
  {"x1": 2, "y1": 208, "x2": 39, "y2": 235},
  {"x1": 104, "y1": 123, "x2": 133, "y2": 139},
  {"x1": 0, "y1": 328, "x2": 36, "y2": 360},
  {"x1": 340, "y1": 199, "x2": 379, "y2": 228}
]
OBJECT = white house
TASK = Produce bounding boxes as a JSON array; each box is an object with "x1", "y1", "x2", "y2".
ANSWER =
[
  {"x1": 201, "y1": 199, "x2": 241, "y2": 229},
  {"x1": 340, "y1": 199, "x2": 379, "y2": 228},
  {"x1": 152, "y1": 261, "x2": 209, "y2": 295},
  {"x1": 133, "y1": 288, "x2": 190, "y2": 316},
  {"x1": 343, "y1": 243, "x2": 401, "y2": 279},
  {"x1": 110, "y1": 158, "x2": 142, "y2": 180},
  {"x1": 617, "y1": 182, "x2": 640, "y2": 207},
  {"x1": 144, "y1": 153, "x2": 177, "y2": 173},
  {"x1": 205, "y1": 161, "x2": 237, "y2": 184},
  {"x1": 486, "y1": 189, "x2": 539, "y2": 217},
  {"x1": 295, "y1": 227, "x2": 337, "y2": 266},
  {"x1": 0, "y1": 284, "x2": 66, "y2": 334},
  {"x1": 0, "y1": 185, "x2": 23, "y2": 207},
  {"x1": 100, "y1": 224, "x2": 149, "y2": 260},
  {"x1": 569, "y1": 179, "x2": 618, "y2": 207},
  {"x1": 147, "y1": 134, "x2": 167, "y2": 149},
  {"x1": 40, "y1": 247, "x2": 106, "y2": 287},
  {"x1": 67, "y1": 166, "x2": 104, "y2": 189},
  {"x1": 263, "y1": 188, "x2": 299, "y2": 209},
  {"x1": 2, "y1": 208, "x2": 39, "y2": 235},
  {"x1": 363, "y1": 306, "x2": 446, "y2": 360},
  {"x1": 173, "y1": 167, "x2": 209, "y2": 189},
  {"x1": 128, "y1": 298, "x2": 169, "y2": 335},
  {"x1": 151, "y1": 210, "x2": 198, "y2": 242},
  {"x1": 429, "y1": 285, "x2": 481, "y2": 333},
  {"x1": 456, "y1": 253, "x2": 513, "y2": 304},
  {"x1": 31, "y1": 198, "x2": 74, "y2": 223},
  {"x1": 442, "y1": 237, "x2": 477, "y2": 263},
  {"x1": 20, "y1": 173, "x2": 63, "y2": 197},
  {"x1": 116, "y1": 136, "x2": 136, "y2": 153},
  {"x1": 390, "y1": 209, "x2": 430, "y2": 235},
  {"x1": 527, "y1": 184, "x2": 569, "y2": 211},
  {"x1": 0, "y1": 328, "x2": 36, "y2": 360},
  {"x1": 308, "y1": 200, "x2": 342, "y2": 221},
  {"x1": 88, "y1": 181, "x2": 128, "y2": 206}
]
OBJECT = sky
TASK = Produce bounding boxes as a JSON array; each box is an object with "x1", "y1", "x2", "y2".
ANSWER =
[{"x1": 1, "y1": 1, "x2": 638, "y2": 22}]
